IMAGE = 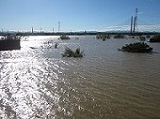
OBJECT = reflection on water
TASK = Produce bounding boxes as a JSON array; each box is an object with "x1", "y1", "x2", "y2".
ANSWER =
[{"x1": 0, "y1": 36, "x2": 160, "y2": 119}]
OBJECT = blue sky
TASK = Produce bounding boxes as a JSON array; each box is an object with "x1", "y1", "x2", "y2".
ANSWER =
[{"x1": 0, "y1": 0, "x2": 160, "y2": 32}]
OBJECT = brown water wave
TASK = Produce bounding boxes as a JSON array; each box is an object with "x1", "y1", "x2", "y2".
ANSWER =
[{"x1": 0, "y1": 36, "x2": 160, "y2": 119}]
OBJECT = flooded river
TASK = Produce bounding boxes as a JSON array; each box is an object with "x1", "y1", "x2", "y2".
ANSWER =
[{"x1": 0, "y1": 36, "x2": 160, "y2": 119}]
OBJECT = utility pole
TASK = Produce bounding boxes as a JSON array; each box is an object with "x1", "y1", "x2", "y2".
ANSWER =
[{"x1": 58, "y1": 21, "x2": 60, "y2": 32}]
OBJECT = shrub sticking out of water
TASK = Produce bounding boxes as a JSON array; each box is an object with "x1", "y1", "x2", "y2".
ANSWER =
[
  {"x1": 62, "y1": 47, "x2": 84, "y2": 58},
  {"x1": 54, "y1": 43, "x2": 58, "y2": 48},
  {"x1": 146, "y1": 35, "x2": 151, "y2": 38},
  {"x1": 150, "y1": 34, "x2": 160, "y2": 42},
  {"x1": 139, "y1": 36, "x2": 146, "y2": 41},
  {"x1": 0, "y1": 34, "x2": 21, "y2": 51},
  {"x1": 1, "y1": 34, "x2": 21, "y2": 40},
  {"x1": 96, "y1": 33, "x2": 110, "y2": 40},
  {"x1": 114, "y1": 34, "x2": 125, "y2": 38},
  {"x1": 120, "y1": 42, "x2": 153, "y2": 53},
  {"x1": 60, "y1": 35, "x2": 70, "y2": 40}
]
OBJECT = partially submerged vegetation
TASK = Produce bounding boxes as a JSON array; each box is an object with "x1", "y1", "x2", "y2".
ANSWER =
[
  {"x1": 114, "y1": 34, "x2": 125, "y2": 39},
  {"x1": 96, "y1": 33, "x2": 110, "y2": 40},
  {"x1": 120, "y1": 42, "x2": 153, "y2": 53},
  {"x1": 0, "y1": 34, "x2": 21, "y2": 51},
  {"x1": 54, "y1": 43, "x2": 58, "y2": 48},
  {"x1": 60, "y1": 35, "x2": 70, "y2": 40},
  {"x1": 139, "y1": 35, "x2": 146, "y2": 41},
  {"x1": 150, "y1": 34, "x2": 160, "y2": 42},
  {"x1": 146, "y1": 35, "x2": 151, "y2": 38},
  {"x1": 62, "y1": 47, "x2": 84, "y2": 58},
  {"x1": 1, "y1": 34, "x2": 21, "y2": 41}
]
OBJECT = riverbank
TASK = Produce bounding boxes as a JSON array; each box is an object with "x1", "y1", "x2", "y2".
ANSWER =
[{"x1": 0, "y1": 31, "x2": 159, "y2": 36}]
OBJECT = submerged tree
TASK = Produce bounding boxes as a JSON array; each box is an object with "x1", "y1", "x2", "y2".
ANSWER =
[{"x1": 62, "y1": 47, "x2": 84, "y2": 58}]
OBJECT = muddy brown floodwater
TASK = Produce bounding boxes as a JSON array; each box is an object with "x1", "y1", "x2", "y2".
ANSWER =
[{"x1": 0, "y1": 36, "x2": 160, "y2": 119}]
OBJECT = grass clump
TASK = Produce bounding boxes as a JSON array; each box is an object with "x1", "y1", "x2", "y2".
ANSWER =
[
  {"x1": 62, "y1": 47, "x2": 84, "y2": 58},
  {"x1": 120, "y1": 42, "x2": 153, "y2": 53}
]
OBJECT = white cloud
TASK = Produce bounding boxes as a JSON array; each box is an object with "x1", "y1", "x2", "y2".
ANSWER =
[{"x1": 102, "y1": 25, "x2": 160, "y2": 32}]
